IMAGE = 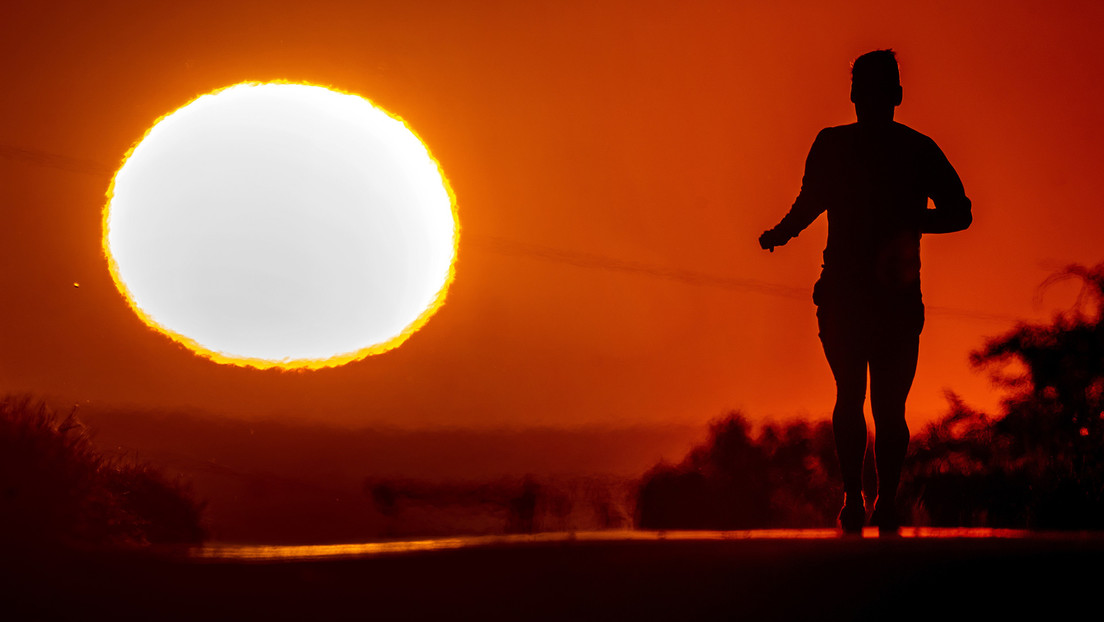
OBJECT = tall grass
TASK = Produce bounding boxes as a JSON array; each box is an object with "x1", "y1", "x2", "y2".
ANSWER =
[{"x1": 0, "y1": 395, "x2": 205, "y2": 549}]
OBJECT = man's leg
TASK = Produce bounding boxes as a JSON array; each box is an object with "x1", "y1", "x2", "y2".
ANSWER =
[
  {"x1": 868, "y1": 307, "x2": 922, "y2": 531},
  {"x1": 830, "y1": 364, "x2": 868, "y2": 500},
  {"x1": 819, "y1": 306, "x2": 869, "y2": 506}
]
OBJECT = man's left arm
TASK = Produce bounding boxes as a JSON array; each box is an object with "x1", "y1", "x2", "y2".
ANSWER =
[{"x1": 921, "y1": 138, "x2": 972, "y2": 234}]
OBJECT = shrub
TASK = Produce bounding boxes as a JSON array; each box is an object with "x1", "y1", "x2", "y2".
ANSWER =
[{"x1": 0, "y1": 396, "x2": 205, "y2": 548}]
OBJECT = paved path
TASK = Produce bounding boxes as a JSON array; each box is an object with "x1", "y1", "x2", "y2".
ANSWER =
[{"x1": 10, "y1": 530, "x2": 1104, "y2": 620}]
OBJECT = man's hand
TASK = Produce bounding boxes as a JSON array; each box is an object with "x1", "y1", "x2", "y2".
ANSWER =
[{"x1": 759, "y1": 228, "x2": 788, "y2": 252}]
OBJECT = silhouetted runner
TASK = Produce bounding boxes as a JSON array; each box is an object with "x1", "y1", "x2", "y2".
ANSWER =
[{"x1": 759, "y1": 50, "x2": 972, "y2": 535}]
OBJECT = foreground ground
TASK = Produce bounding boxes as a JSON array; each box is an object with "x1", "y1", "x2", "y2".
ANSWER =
[{"x1": 8, "y1": 530, "x2": 1103, "y2": 620}]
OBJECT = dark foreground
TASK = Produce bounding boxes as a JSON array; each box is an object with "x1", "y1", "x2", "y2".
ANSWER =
[{"x1": 8, "y1": 531, "x2": 1104, "y2": 621}]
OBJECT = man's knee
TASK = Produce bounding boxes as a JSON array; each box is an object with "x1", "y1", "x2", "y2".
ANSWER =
[
  {"x1": 832, "y1": 370, "x2": 867, "y2": 408},
  {"x1": 834, "y1": 389, "x2": 866, "y2": 413},
  {"x1": 873, "y1": 415, "x2": 909, "y2": 445}
]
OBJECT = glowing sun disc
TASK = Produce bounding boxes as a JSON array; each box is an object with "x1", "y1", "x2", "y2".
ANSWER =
[{"x1": 104, "y1": 82, "x2": 458, "y2": 369}]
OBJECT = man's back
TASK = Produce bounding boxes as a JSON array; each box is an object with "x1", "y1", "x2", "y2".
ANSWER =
[{"x1": 772, "y1": 121, "x2": 970, "y2": 303}]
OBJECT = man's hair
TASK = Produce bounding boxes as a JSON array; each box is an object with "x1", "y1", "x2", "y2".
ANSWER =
[{"x1": 851, "y1": 49, "x2": 900, "y2": 88}]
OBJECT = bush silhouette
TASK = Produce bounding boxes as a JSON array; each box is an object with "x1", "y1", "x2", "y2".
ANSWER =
[
  {"x1": 638, "y1": 264, "x2": 1104, "y2": 531},
  {"x1": 0, "y1": 396, "x2": 205, "y2": 548},
  {"x1": 637, "y1": 413, "x2": 841, "y2": 529},
  {"x1": 905, "y1": 263, "x2": 1104, "y2": 529}
]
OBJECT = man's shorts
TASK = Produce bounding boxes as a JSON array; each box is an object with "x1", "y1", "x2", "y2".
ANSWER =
[{"x1": 814, "y1": 279, "x2": 924, "y2": 373}]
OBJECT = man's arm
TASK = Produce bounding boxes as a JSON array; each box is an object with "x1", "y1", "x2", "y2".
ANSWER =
[
  {"x1": 921, "y1": 139, "x2": 972, "y2": 234},
  {"x1": 760, "y1": 129, "x2": 831, "y2": 250}
]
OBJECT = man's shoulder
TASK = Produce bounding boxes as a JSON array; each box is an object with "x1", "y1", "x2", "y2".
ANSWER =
[
  {"x1": 817, "y1": 123, "x2": 856, "y2": 137},
  {"x1": 818, "y1": 122, "x2": 933, "y2": 140},
  {"x1": 814, "y1": 123, "x2": 875, "y2": 143},
  {"x1": 819, "y1": 122, "x2": 942, "y2": 154},
  {"x1": 809, "y1": 124, "x2": 855, "y2": 150},
  {"x1": 890, "y1": 122, "x2": 937, "y2": 143}
]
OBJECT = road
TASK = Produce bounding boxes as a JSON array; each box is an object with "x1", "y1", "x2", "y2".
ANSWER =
[{"x1": 8, "y1": 530, "x2": 1102, "y2": 620}]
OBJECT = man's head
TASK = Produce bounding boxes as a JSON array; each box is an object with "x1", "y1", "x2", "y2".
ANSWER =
[{"x1": 850, "y1": 49, "x2": 902, "y2": 123}]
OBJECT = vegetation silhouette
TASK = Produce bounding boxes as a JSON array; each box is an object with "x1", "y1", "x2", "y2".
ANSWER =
[
  {"x1": 5, "y1": 272, "x2": 1099, "y2": 543},
  {"x1": 0, "y1": 396, "x2": 205, "y2": 549},
  {"x1": 638, "y1": 414, "x2": 836, "y2": 529},
  {"x1": 637, "y1": 263, "x2": 1104, "y2": 532},
  {"x1": 760, "y1": 49, "x2": 972, "y2": 534},
  {"x1": 905, "y1": 263, "x2": 1104, "y2": 529}
]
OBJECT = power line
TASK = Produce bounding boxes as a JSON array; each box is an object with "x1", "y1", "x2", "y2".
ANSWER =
[
  {"x1": 465, "y1": 234, "x2": 808, "y2": 299},
  {"x1": 1, "y1": 144, "x2": 114, "y2": 176},
  {"x1": 465, "y1": 234, "x2": 1022, "y2": 324},
  {"x1": 4, "y1": 143, "x2": 1024, "y2": 325}
]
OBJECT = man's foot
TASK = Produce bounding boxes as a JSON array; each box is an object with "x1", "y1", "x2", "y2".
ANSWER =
[
  {"x1": 870, "y1": 502, "x2": 900, "y2": 536},
  {"x1": 838, "y1": 501, "x2": 866, "y2": 535}
]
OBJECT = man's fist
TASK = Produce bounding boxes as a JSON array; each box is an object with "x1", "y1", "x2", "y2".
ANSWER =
[{"x1": 759, "y1": 228, "x2": 788, "y2": 252}]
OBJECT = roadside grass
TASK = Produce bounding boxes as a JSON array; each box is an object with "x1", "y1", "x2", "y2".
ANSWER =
[{"x1": 0, "y1": 395, "x2": 205, "y2": 549}]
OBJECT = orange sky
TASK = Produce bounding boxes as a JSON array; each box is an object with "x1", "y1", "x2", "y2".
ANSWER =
[{"x1": 2, "y1": 0, "x2": 1103, "y2": 440}]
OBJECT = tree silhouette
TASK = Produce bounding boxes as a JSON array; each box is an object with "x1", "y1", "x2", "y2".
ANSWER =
[
  {"x1": 638, "y1": 265, "x2": 1104, "y2": 531},
  {"x1": 905, "y1": 263, "x2": 1104, "y2": 529},
  {"x1": 637, "y1": 414, "x2": 851, "y2": 529},
  {"x1": 637, "y1": 414, "x2": 769, "y2": 529},
  {"x1": 758, "y1": 419, "x2": 842, "y2": 527}
]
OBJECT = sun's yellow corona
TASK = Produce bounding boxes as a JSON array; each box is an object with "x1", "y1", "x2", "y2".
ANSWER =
[{"x1": 103, "y1": 82, "x2": 459, "y2": 370}]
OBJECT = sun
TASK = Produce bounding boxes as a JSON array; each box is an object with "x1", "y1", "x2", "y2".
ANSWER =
[{"x1": 103, "y1": 82, "x2": 459, "y2": 370}]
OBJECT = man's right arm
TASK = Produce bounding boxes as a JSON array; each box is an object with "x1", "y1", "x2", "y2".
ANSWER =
[{"x1": 761, "y1": 129, "x2": 832, "y2": 250}]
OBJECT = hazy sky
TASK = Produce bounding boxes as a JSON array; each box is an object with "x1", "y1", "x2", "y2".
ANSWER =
[{"x1": 3, "y1": 0, "x2": 1103, "y2": 433}]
